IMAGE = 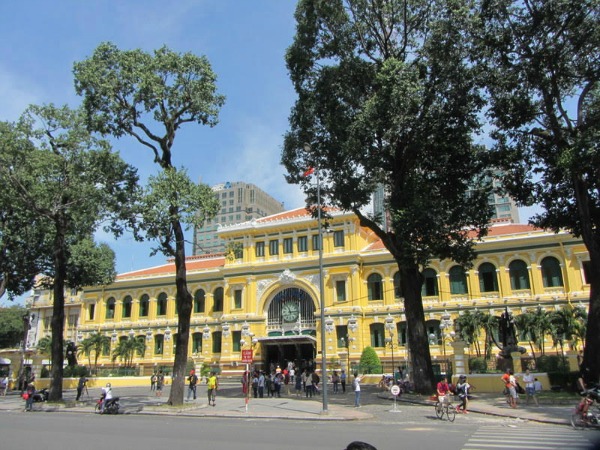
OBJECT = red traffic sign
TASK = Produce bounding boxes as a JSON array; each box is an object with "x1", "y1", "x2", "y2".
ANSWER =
[{"x1": 241, "y1": 349, "x2": 253, "y2": 363}]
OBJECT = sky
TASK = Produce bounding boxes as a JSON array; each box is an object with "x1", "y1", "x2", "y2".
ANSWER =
[
  {"x1": 0, "y1": 1, "x2": 540, "y2": 306},
  {"x1": 0, "y1": 0, "x2": 307, "y2": 281}
]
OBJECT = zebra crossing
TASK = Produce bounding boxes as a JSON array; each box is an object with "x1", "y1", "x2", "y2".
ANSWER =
[{"x1": 462, "y1": 424, "x2": 600, "y2": 450}]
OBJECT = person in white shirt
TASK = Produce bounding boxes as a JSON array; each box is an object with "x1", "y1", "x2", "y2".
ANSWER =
[
  {"x1": 523, "y1": 369, "x2": 538, "y2": 406},
  {"x1": 353, "y1": 373, "x2": 362, "y2": 407},
  {"x1": 100, "y1": 383, "x2": 113, "y2": 413}
]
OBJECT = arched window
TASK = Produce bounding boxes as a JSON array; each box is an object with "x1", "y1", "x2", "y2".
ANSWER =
[
  {"x1": 122, "y1": 295, "x2": 132, "y2": 318},
  {"x1": 370, "y1": 323, "x2": 385, "y2": 347},
  {"x1": 422, "y1": 268, "x2": 438, "y2": 297},
  {"x1": 478, "y1": 262, "x2": 498, "y2": 292},
  {"x1": 105, "y1": 297, "x2": 115, "y2": 319},
  {"x1": 213, "y1": 287, "x2": 224, "y2": 312},
  {"x1": 157, "y1": 292, "x2": 168, "y2": 316},
  {"x1": 192, "y1": 332, "x2": 203, "y2": 353},
  {"x1": 139, "y1": 294, "x2": 149, "y2": 317},
  {"x1": 194, "y1": 289, "x2": 205, "y2": 314},
  {"x1": 367, "y1": 273, "x2": 383, "y2": 301},
  {"x1": 393, "y1": 272, "x2": 402, "y2": 299},
  {"x1": 154, "y1": 335, "x2": 164, "y2": 355},
  {"x1": 449, "y1": 266, "x2": 468, "y2": 295},
  {"x1": 541, "y1": 256, "x2": 564, "y2": 288},
  {"x1": 509, "y1": 259, "x2": 530, "y2": 290}
]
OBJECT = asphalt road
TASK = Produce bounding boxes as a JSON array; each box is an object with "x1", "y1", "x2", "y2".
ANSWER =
[{"x1": 1, "y1": 385, "x2": 599, "y2": 450}]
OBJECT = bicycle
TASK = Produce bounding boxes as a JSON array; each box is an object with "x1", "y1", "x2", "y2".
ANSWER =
[
  {"x1": 571, "y1": 386, "x2": 600, "y2": 430},
  {"x1": 434, "y1": 395, "x2": 456, "y2": 422}
]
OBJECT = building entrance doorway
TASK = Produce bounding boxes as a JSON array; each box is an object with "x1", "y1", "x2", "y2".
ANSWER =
[{"x1": 258, "y1": 336, "x2": 317, "y2": 372}]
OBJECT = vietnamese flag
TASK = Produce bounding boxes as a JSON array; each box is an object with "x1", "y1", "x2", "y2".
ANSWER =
[{"x1": 303, "y1": 167, "x2": 315, "y2": 177}]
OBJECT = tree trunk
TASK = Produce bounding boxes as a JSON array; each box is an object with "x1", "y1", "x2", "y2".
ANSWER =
[
  {"x1": 167, "y1": 218, "x2": 192, "y2": 406},
  {"x1": 400, "y1": 265, "x2": 435, "y2": 394},
  {"x1": 49, "y1": 223, "x2": 66, "y2": 401},
  {"x1": 583, "y1": 261, "x2": 600, "y2": 384}
]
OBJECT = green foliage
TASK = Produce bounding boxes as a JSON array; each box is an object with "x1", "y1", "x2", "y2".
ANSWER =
[
  {"x1": 475, "y1": 0, "x2": 600, "y2": 379},
  {"x1": 469, "y1": 357, "x2": 488, "y2": 374},
  {"x1": 78, "y1": 332, "x2": 111, "y2": 370},
  {"x1": 140, "y1": 168, "x2": 219, "y2": 258},
  {"x1": 536, "y1": 355, "x2": 569, "y2": 373},
  {"x1": 358, "y1": 346, "x2": 382, "y2": 374},
  {"x1": 74, "y1": 42, "x2": 225, "y2": 405},
  {"x1": 63, "y1": 365, "x2": 89, "y2": 378},
  {"x1": 0, "y1": 306, "x2": 28, "y2": 348},
  {"x1": 282, "y1": 0, "x2": 495, "y2": 394},
  {"x1": 111, "y1": 336, "x2": 146, "y2": 367}
]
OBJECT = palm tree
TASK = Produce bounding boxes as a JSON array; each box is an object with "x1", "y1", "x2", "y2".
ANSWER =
[
  {"x1": 480, "y1": 313, "x2": 499, "y2": 361},
  {"x1": 455, "y1": 310, "x2": 486, "y2": 357},
  {"x1": 571, "y1": 306, "x2": 588, "y2": 352},
  {"x1": 112, "y1": 336, "x2": 146, "y2": 367},
  {"x1": 79, "y1": 332, "x2": 110, "y2": 372},
  {"x1": 527, "y1": 306, "x2": 553, "y2": 357},
  {"x1": 549, "y1": 305, "x2": 583, "y2": 370},
  {"x1": 514, "y1": 312, "x2": 538, "y2": 364}
]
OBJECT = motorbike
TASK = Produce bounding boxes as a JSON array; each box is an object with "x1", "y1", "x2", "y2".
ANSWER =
[
  {"x1": 95, "y1": 396, "x2": 120, "y2": 415},
  {"x1": 571, "y1": 385, "x2": 600, "y2": 429},
  {"x1": 32, "y1": 388, "x2": 49, "y2": 402}
]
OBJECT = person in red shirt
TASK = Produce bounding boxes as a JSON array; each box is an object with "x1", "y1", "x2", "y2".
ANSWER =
[{"x1": 436, "y1": 376, "x2": 451, "y2": 404}]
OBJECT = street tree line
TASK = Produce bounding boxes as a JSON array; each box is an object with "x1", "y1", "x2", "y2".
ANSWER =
[{"x1": 1, "y1": 0, "x2": 598, "y2": 400}]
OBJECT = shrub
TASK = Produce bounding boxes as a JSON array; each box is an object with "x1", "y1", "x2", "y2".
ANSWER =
[
  {"x1": 469, "y1": 357, "x2": 487, "y2": 374},
  {"x1": 358, "y1": 346, "x2": 382, "y2": 374},
  {"x1": 536, "y1": 355, "x2": 569, "y2": 373},
  {"x1": 63, "y1": 365, "x2": 90, "y2": 378}
]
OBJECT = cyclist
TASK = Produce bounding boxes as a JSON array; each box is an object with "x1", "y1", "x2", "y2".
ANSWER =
[{"x1": 437, "y1": 376, "x2": 451, "y2": 405}]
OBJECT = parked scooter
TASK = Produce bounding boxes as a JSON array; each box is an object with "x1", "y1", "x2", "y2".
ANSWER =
[
  {"x1": 95, "y1": 396, "x2": 120, "y2": 414},
  {"x1": 32, "y1": 388, "x2": 49, "y2": 402}
]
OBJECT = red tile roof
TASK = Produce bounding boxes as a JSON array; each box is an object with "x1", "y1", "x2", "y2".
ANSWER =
[{"x1": 117, "y1": 254, "x2": 225, "y2": 280}]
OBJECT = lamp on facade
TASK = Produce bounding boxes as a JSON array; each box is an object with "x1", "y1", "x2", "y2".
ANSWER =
[
  {"x1": 222, "y1": 322, "x2": 231, "y2": 338},
  {"x1": 439, "y1": 310, "x2": 453, "y2": 358},
  {"x1": 348, "y1": 315, "x2": 358, "y2": 333},
  {"x1": 241, "y1": 321, "x2": 250, "y2": 337},
  {"x1": 325, "y1": 316, "x2": 335, "y2": 334},
  {"x1": 111, "y1": 329, "x2": 118, "y2": 343},
  {"x1": 146, "y1": 328, "x2": 153, "y2": 341},
  {"x1": 128, "y1": 329, "x2": 135, "y2": 339},
  {"x1": 76, "y1": 330, "x2": 84, "y2": 343},
  {"x1": 164, "y1": 326, "x2": 172, "y2": 341},
  {"x1": 202, "y1": 325, "x2": 211, "y2": 340}
]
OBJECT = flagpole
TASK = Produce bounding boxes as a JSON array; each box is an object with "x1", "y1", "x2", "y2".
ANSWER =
[{"x1": 304, "y1": 142, "x2": 328, "y2": 414}]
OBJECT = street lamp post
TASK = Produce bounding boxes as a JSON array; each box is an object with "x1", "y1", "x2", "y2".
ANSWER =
[
  {"x1": 304, "y1": 142, "x2": 328, "y2": 414},
  {"x1": 384, "y1": 314, "x2": 396, "y2": 379}
]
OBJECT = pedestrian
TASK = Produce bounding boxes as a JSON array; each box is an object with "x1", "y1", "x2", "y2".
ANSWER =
[
  {"x1": 150, "y1": 372, "x2": 157, "y2": 391},
  {"x1": 155, "y1": 370, "x2": 164, "y2": 397},
  {"x1": 312, "y1": 371, "x2": 320, "y2": 395},
  {"x1": 353, "y1": 372, "x2": 362, "y2": 407},
  {"x1": 252, "y1": 373, "x2": 259, "y2": 398},
  {"x1": 332, "y1": 370, "x2": 340, "y2": 394},
  {"x1": 305, "y1": 371, "x2": 314, "y2": 398},
  {"x1": 76, "y1": 374, "x2": 88, "y2": 401},
  {"x1": 533, "y1": 378, "x2": 542, "y2": 392},
  {"x1": 294, "y1": 370, "x2": 302, "y2": 396},
  {"x1": 501, "y1": 369, "x2": 518, "y2": 408},
  {"x1": 455, "y1": 375, "x2": 471, "y2": 413},
  {"x1": 273, "y1": 372, "x2": 282, "y2": 397},
  {"x1": 341, "y1": 369, "x2": 347, "y2": 393},
  {"x1": 207, "y1": 371, "x2": 218, "y2": 406},
  {"x1": 187, "y1": 369, "x2": 198, "y2": 400},
  {"x1": 522, "y1": 369, "x2": 538, "y2": 406},
  {"x1": 258, "y1": 371, "x2": 265, "y2": 398},
  {"x1": 265, "y1": 372, "x2": 272, "y2": 397},
  {"x1": 23, "y1": 382, "x2": 35, "y2": 411},
  {"x1": 345, "y1": 442, "x2": 378, "y2": 450},
  {"x1": 1, "y1": 375, "x2": 9, "y2": 396}
]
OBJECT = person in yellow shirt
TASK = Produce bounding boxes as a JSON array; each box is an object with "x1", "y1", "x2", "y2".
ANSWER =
[{"x1": 207, "y1": 372, "x2": 218, "y2": 406}]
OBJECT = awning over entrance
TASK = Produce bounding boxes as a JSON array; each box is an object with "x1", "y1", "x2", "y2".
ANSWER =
[{"x1": 257, "y1": 335, "x2": 317, "y2": 345}]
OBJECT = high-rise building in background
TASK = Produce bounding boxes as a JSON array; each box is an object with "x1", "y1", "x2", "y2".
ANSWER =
[
  {"x1": 371, "y1": 175, "x2": 520, "y2": 232},
  {"x1": 193, "y1": 181, "x2": 285, "y2": 254}
]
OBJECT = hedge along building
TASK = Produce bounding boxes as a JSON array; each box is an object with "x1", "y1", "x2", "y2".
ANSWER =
[{"x1": 72, "y1": 207, "x2": 591, "y2": 378}]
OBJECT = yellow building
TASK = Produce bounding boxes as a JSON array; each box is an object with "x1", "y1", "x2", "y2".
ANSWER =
[{"x1": 53, "y1": 208, "x2": 590, "y2": 376}]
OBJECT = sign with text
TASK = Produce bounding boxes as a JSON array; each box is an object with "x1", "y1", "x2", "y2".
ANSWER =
[{"x1": 241, "y1": 349, "x2": 253, "y2": 363}]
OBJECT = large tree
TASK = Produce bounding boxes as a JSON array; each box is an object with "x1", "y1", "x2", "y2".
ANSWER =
[
  {"x1": 0, "y1": 305, "x2": 29, "y2": 349},
  {"x1": 0, "y1": 104, "x2": 139, "y2": 400},
  {"x1": 282, "y1": 0, "x2": 493, "y2": 393},
  {"x1": 475, "y1": 0, "x2": 600, "y2": 383},
  {"x1": 73, "y1": 42, "x2": 224, "y2": 405}
]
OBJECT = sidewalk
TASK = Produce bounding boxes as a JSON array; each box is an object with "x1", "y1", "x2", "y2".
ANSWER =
[
  {"x1": 0, "y1": 386, "x2": 575, "y2": 425},
  {"x1": 387, "y1": 391, "x2": 574, "y2": 426}
]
